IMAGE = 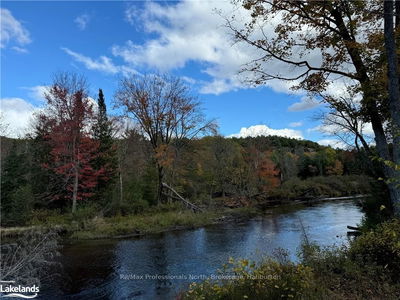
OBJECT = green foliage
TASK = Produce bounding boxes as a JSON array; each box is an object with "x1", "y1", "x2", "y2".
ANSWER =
[
  {"x1": 92, "y1": 89, "x2": 118, "y2": 201},
  {"x1": 30, "y1": 204, "x2": 100, "y2": 230},
  {"x1": 272, "y1": 149, "x2": 298, "y2": 182},
  {"x1": 30, "y1": 209, "x2": 66, "y2": 227},
  {"x1": 1, "y1": 131, "x2": 381, "y2": 226},
  {"x1": 271, "y1": 175, "x2": 374, "y2": 200},
  {"x1": 70, "y1": 209, "x2": 222, "y2": 239},
  {"x1": 349, "y1": 219, "x2": 400, "y2": 280},
  {"x1": 300, "y1": 242, "x2": 400, "y2": 299},
  {"x1": 183, "y1": 256, "x2": 324, "y2": 300},
  {"x1": 1, "y1": 143, "x2": 32, "y2": 226},
  {"x1": 7, "y1": 185, "x2": 34, "y2": 226},
  {"x1": 141, "y1": 163, "x2": 158, "y2": 206},
  {"x1": 183, "y1": 220, "x2": 400, "y2": 300}
]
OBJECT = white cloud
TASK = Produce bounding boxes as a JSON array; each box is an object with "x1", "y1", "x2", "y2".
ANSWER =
[
  {"x1": 288, "y1": 96, "x2": 320, "y2": 112},
  {"x1": 74, "y1": 14, "x2": 90, "y2": 30},
  {"x1": 0, "y1": 98, "x2": 39, "y2": 138},
  {"x1": 111, "y1": 1, "x2": 353, "y2": 97},
  {"x1": 57, "y1": 0, "x2": 357, "y2": 100},
  {"x1": 11, "y1": 46, "x2": 28, "y2": 53},
  {"x1": 22, "y1": 85, "x2": 49, "y2": 102},
  {"x1": 227, "y1": 124, "x2": 303, "y2": 139},
  {"x1": 112, "y1": 1, "x2": 254, "y2": 95},
  {"x1": 125, "y1": 4, "x2": 139, "y2": 25},
  {"x1": 62, "y1": 47, "x2": 138, "y2": 76},
  {"x1": 289, "y1": 121, "x2": 303, "y2": 128},
  {"x1": 1, "y1": 8, "x2": 31, "y2": 49},
  {"x1": 317, "y1": 139, "x2": 348, "y2": 149}
]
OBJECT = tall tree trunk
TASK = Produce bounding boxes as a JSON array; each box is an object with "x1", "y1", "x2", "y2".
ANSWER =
[
  {"x1": 72, "y1": 167, "x2": 78, "y2": 213},
  {"x1": 384, "y1": 0, "x2": 400, "y2": 214},
  {"x1": 331, "y1": 5, "x2": 400, "y2": 213}
]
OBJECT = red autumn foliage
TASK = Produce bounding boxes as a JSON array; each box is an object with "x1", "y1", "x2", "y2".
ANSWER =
[
  {"x1": 39, "y1": 74, "x2": 107, "y2": 210},
  {"x1": 257, "y1": 151, "x2": 281, "y2": 192}
]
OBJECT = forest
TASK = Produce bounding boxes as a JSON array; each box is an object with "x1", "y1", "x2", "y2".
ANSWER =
[
  {"x1": 1, "y1": 0, "x2": 400, "y2": 298},
  {"x1": 0, "y1": 73, "x2": 379, "y2": 228}
]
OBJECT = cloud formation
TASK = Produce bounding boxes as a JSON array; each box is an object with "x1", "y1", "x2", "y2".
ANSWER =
[
  {"x1": 62, "y1": 47, "x2": 138, "y2": 76},
  {"x1": 23, "y1": 85, "x2": 49, "y2": 102},
  {"x1": 114, "y1": 1, "x2": 251, "y2": 95},
  {"x1": 288, "y1": 96, "x2": 320, "y2": 112},
  {"x1": 317, "y1": 139, "x2": 347, "y2": 149},
  {"x1": 0, "y1": 98, "x2": 39, "y2": 138},
  {"x1": 289, "y1": 121, "x2": 303, "y2": 128},
  {"x1": 115, "y1": 0, "x2": 350, "y2": 98},
  {"x1": 1, "y1": 8, "x2": 31, "y2": 50},
  {"x1": 227, "y1": 124, "x2": 303, "y2": 139},
  {"x1": 74, "y1": 14, "x2": 90, "y2": 30}
]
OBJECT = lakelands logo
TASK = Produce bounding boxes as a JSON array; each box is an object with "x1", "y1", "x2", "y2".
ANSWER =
[{"x1": 0, "y1": 281, "x2": 39, "y2": 298}]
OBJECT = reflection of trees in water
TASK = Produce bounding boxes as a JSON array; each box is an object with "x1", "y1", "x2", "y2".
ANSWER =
[{"x1": 59, "y1": 240, "x2": 116, "y2": 296}]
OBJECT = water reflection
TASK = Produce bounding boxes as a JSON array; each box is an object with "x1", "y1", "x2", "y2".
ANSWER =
[{"x1": 43, "y1": 200, "x2": 363, "y2": 299}]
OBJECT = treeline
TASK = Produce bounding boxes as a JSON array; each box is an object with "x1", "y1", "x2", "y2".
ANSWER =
[{"x1": 0, "y1": 73, "x2": 377, "y2": 226}]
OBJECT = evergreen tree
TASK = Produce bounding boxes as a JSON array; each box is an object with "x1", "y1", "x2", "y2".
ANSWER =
[
  {"x1": 1, "y1": 142, "x2": 32, "y2": 225},
  {"x1": 92, "y1": 89, "x2": 118, "y2": 201}
]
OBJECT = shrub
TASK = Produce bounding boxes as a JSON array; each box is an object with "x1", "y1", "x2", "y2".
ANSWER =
[
  {"x1": 182, "y1": 256, "x2": 325, "y2": 300},
  {"x1": 348, "y1": 218, "x2": 400, "y2": 280},
  {"x1": 272, "y1": 175, "x2": 375, "y2": 200}
]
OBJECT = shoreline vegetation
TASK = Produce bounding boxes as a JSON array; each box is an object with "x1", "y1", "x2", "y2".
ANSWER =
[
  {"x1": 0, "y1": 200, "x2": 352, "y2": 241},
  {"x1": 1, "y1": 176, "x2": 371, "y2": 240},
  {"x1": 180, "y1": 218, "x2": 400, "y2": 300}
]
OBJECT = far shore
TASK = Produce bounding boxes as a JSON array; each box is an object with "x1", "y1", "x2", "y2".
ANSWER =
[{"x1": 0, "y1": 194, "x2": 370, "y2": 241}]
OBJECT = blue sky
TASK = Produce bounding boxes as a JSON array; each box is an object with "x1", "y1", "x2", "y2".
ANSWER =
[{"x1": 1, "y1": 1, "x2": 338, "y2": 145}]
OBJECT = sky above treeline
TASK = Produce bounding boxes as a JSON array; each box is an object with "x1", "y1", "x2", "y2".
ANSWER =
[{"x1": 1, "y1": 0, "x2": 347, "y2": 147}]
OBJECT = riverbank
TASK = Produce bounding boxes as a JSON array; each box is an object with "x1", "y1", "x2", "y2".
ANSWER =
[
  {"x1": 0, "y1": 206, "x2": 260, "y2": 240},
  {"x1": 0, "y1": 195, "x2": 369, "y2": 240}
]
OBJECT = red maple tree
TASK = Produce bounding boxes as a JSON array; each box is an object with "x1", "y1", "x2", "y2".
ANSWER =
[{"x1": 40, "y1": 73, "x2": 106, "y2": 212}]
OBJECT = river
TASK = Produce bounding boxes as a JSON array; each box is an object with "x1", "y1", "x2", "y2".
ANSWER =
[{"x1": 41, "y1": 199, "x2": 364, "y2": 299}]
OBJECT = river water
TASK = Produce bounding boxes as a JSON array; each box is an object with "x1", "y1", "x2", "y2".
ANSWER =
[{"x1": 41, "y1": 200, "x2": 364, "y2": 300}]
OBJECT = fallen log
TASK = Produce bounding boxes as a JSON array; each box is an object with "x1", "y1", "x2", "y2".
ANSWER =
[{"x1": 162, "y1": 183, "x2": 203, "y2": 213}]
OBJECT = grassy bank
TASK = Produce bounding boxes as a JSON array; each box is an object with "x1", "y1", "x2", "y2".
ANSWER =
[
  {"x1": 69, "y1": 206, "x2": 259, "y2": 239},
  {"x1": 181, "y1": 219, "x2": 400, "y2": 300},
  {"x1": 0, "y1": 204, "x2": 259, "y2": 240}
]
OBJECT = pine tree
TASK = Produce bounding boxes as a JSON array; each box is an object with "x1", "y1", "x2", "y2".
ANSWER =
[{"x1": 92, "y1": 89, "x2": 117, "y2": 202}]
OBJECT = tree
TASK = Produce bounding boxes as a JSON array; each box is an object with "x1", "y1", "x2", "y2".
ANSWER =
[
  {"x1": 0, "y1": 142, "x2": 32, "y2": 225},
  {"x1": 92, "y1": 89, "x2": 118, "y2": 202},
  {"x1": 115, "y1": 74, "x2": 216, "y2": 204},
  {"x1": 318, "y1": 92, "x2": 373, "y2": 154},
  {"x1": 228, "y1": 0, "x2": 400, "y2": 213},
  {"x1": 38, "y1": 73, "x2": 105, "y2": 213},
  {"x1": 383, "y1": 0, "x2": 400, "y2": 213}
]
